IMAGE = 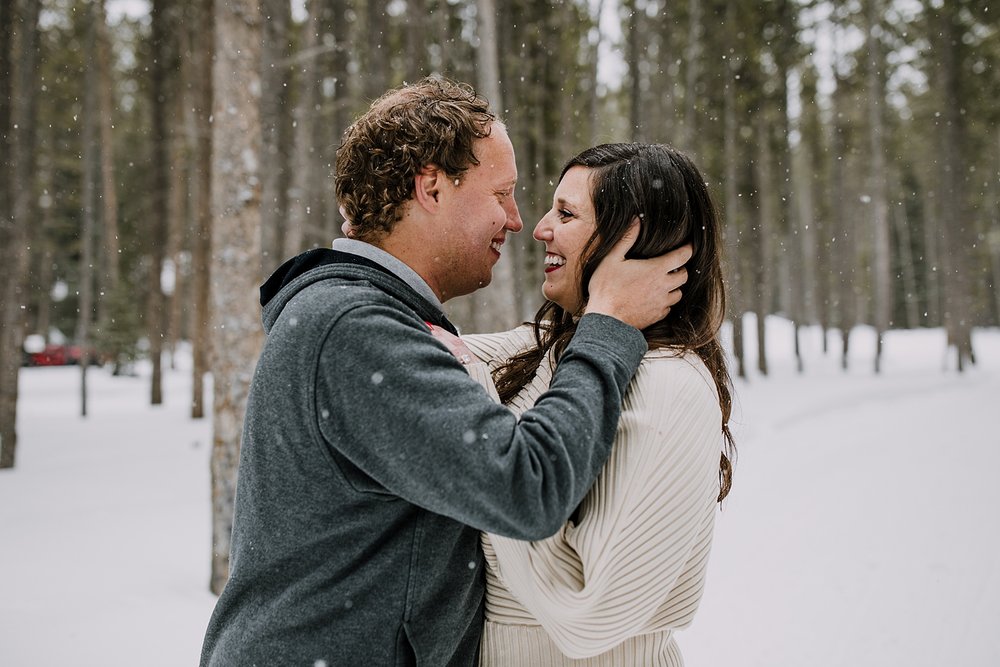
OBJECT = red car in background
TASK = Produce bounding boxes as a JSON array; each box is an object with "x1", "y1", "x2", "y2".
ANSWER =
[
  {"x1": 21, "y1": 333, "x2": 95, "y2": 367},
  {"x1": 24, "y1": 343, "x2": 84, "y2": 367}
]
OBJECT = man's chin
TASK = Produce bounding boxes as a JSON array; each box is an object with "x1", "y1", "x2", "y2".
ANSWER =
[
  {"x1": 470, "y1": 278, "x2": 494, "y2": 295},
  {"x1": 470, "y1": 271, "x2": 495, "y2": 292}
]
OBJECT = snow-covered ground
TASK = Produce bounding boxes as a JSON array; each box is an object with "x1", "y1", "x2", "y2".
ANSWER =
[{"x1": 2, "y1": 318, "x2": 999, "y2": 666}]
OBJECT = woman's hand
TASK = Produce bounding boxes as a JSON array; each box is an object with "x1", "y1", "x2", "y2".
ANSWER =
[{"x1": 427, "y1": 324, "x2": 481, "y2": 366}]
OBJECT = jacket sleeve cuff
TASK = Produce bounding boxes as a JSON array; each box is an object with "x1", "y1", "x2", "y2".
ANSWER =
[{"x1": 572, "y1": 313, "x2": 648, "y2": 370}]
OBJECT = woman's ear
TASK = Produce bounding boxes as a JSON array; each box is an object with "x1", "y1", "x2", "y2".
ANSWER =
[{"x1": 414, "y1": 164, "x2": 441, "y2": 211}]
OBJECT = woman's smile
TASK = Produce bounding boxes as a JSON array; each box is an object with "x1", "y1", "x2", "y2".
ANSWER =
[{"x1": 544, "y1": 253, "x2": 566, "y2": 273}]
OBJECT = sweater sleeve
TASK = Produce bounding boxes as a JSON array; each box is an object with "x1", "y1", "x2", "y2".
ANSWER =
[
  {"x1": 315, "y1": 302, "x2": 647, "y2": 541},
  {"x1": 486, "y1": 355, "x2": 723, "y2": 658},
  {"x1": 462, "y1": 326, "x2": 536, "y2": 368}
]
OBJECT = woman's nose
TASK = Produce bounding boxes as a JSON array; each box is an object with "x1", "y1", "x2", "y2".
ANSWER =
[{"x1": 533, "y1": 214, "x2": 553, "y2": 242}]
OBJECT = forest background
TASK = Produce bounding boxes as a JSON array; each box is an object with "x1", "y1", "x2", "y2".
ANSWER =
[{"x1": 1, "y1": 0, "x2": 998, "y2": 593}]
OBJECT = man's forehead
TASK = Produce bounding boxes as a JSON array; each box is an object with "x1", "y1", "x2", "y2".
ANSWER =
[{"x1": 474, "y1": 125, "x2": 517, "y2": 179}]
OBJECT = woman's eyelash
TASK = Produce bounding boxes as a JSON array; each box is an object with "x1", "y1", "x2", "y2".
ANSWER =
[{"x1": 557, "y1": 209, "x2": 573, "y2": 219}]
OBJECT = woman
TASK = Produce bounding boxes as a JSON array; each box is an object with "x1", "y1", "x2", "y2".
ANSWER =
[{"x1": 453, "y1": 143, "x2": 735, "y2": 665}]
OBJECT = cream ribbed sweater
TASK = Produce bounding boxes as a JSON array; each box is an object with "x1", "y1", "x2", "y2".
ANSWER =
[{"x1": 463, "y1": 327, "x2": 722, "y2": 666}]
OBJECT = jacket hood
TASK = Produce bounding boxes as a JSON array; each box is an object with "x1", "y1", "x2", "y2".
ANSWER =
[{"x1": 258, "y1": 248, "x2": 457, "y2": 335}]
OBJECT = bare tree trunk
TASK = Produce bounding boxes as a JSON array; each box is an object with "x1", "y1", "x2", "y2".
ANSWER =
[
  {"x1": 828, "y1": 54, "x2": 852, "y2": 369},
  {"x1": 625, "y1": 0, "x2": 644, "y2": 142},
  {"x1": 933, "y1": 4, "x2": 974, "y2": 370},
  {"x1": 190, "y1": 0, "x2": 213, "y2": 420},
  {"x1": 285, "y1": 0, "x2": 320, "y2": 258},
  {"x1": 148, "y1": 0, "x2": 174, "y2": 405},
  {"x1": 682, "y1": 0, "x2": 702, "y2": 152},
  {"x1": 501, "y1": 0, "x2": 538, "y2": 325},
  {"x1": 0, "y1": 0, "x2": 41, "y2": 468},
  {"x1": 786, "y1": 143, "x2": 807, "y2": 374},
  {"x1": 651, "y1": 4, "x2": 677, "y2": 142},
  {"x1": 529, "y1": 47, "x2": 548, "y2": 310},
  {"x1": 0, "y1": 0, "x2": 10, "y2": 189},
  {"x1": 78, "y1": 32, "x2": 98, "y2": 416},
  {"x1": 445, "y1": 0, "x2": 509, "y2": 331},
  {"x1": 476, "y1": 0, "x2": 501, "y2": 108},
  {"x1": 801, "y1": 63, "x2": 830, "y2": 351},
  {"x1": 991, "y1": 128, "x2": 1000, "y2": 326},
  {"x1": 466, "y1": 0, "x2": 519, "y2": 332},
  {"x1": 588, "y1": 0, "x2": 605, "y2": 146},
  {"x1": 0, "y1": 0, "x2": 17, "y2": 468},
  {"x1": 365, "y1": 1, "x2": 389, "y2": 101},
  {"x1": 889, "y1": 169, "x2": 919, "y2": 329},
  {"x1": 990, "y1": 229, "x2": 1000, "y2": 327},
  {"x1": 793, "y1": 97, "x2": 818, "y2": 328},
  {"x1": 78, "y1": 0, "x2": 110, "y2": 415},
  {"x1": 754, "y1": 116, "x2": 774, "y2": 376},
  {"x1": 95, "y1": 0, "x2": 120, "y2": 334},
  {"x1": 771, "y1": 2, "x2": 799, "y2": 372},
  {"x1": 32, "y1": 159, "x2": 55, "y2": 341},
  {"x1": 210, "y1": 0, "x2": 264, "y2": 595},
  {"x1": 792, "y1": 143, "x2": 816, "y2": 362},
  {"x1": 260, "y1": 0, "x2": 292, "y2": 270},
  {"x1": 170, "y1": 8, "x2": 198, "y2": 368},
  {"x1": 166, "y1": 70, "x2": 189, "y2": 369},
  {"x1": 921, "y1": 186, "x2": 941, "y2": 326},
  {"x1": 405, "y1": 0, "x2": 429, "y2": 79},
  {"x1": 321, "y1": 0, "x2": 352, "y2": 245},
  {"x1": 866, "y1": 0, "x2": 891, "y2": 373},
  {"x1": 722, "y1": 3, "x2": 745, "y2": 379}
]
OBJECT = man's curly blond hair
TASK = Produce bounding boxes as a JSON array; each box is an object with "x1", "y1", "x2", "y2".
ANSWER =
[{"x1": 335, "y1": 77, "x2": 497, "y2": 243}]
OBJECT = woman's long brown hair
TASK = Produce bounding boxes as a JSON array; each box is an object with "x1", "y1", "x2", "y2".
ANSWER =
[{"x1": 493, "y1": 143, "x2": 735, "y2": 502}]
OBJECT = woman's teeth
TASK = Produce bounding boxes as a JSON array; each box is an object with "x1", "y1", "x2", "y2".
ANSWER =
[{"x1": 544, "y1": 254, "x2": 566, "y2": 267}]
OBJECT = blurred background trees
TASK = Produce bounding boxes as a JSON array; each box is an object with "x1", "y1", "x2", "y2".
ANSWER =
[{"x1": 0, "y1": 0, "x2": 998, "y2": 584}]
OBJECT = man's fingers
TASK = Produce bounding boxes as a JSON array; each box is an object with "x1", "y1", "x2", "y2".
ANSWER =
[
  {"x1": 609, "y1": 218, "x2": 641, "y2": 260},
  {"x1": 663, "y1": 243, "x2": 694, "y2": 273},
  {"x1": 665, "y1": 266, "x2": 688, "y2": 293},
  {"x1": 584, "y1": 228, "x2": 692, "y2": 329}
]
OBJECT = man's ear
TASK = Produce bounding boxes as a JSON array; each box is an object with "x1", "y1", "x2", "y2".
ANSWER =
[{"x1": 414, "y1": 164, "x2": 442, "y2": 212}]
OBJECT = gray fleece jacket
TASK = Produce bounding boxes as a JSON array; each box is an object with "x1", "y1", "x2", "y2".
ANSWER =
[{"x1": 200, "y1": 248, "x2": 647, "y2": 667}]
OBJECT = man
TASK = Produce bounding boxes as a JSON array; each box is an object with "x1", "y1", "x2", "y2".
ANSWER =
[{"x1": 201, "y1": 77, "x2": 691, "y2": 666}]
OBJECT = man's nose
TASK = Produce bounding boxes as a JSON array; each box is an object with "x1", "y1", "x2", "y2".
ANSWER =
[{"x1": 505, "y1": 198, "x2": 524, "y2": 233}]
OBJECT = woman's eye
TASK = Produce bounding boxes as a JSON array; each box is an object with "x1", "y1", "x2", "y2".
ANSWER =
[{"x1": 557, "y1": 209, "x2": 573, "y2": 220}]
